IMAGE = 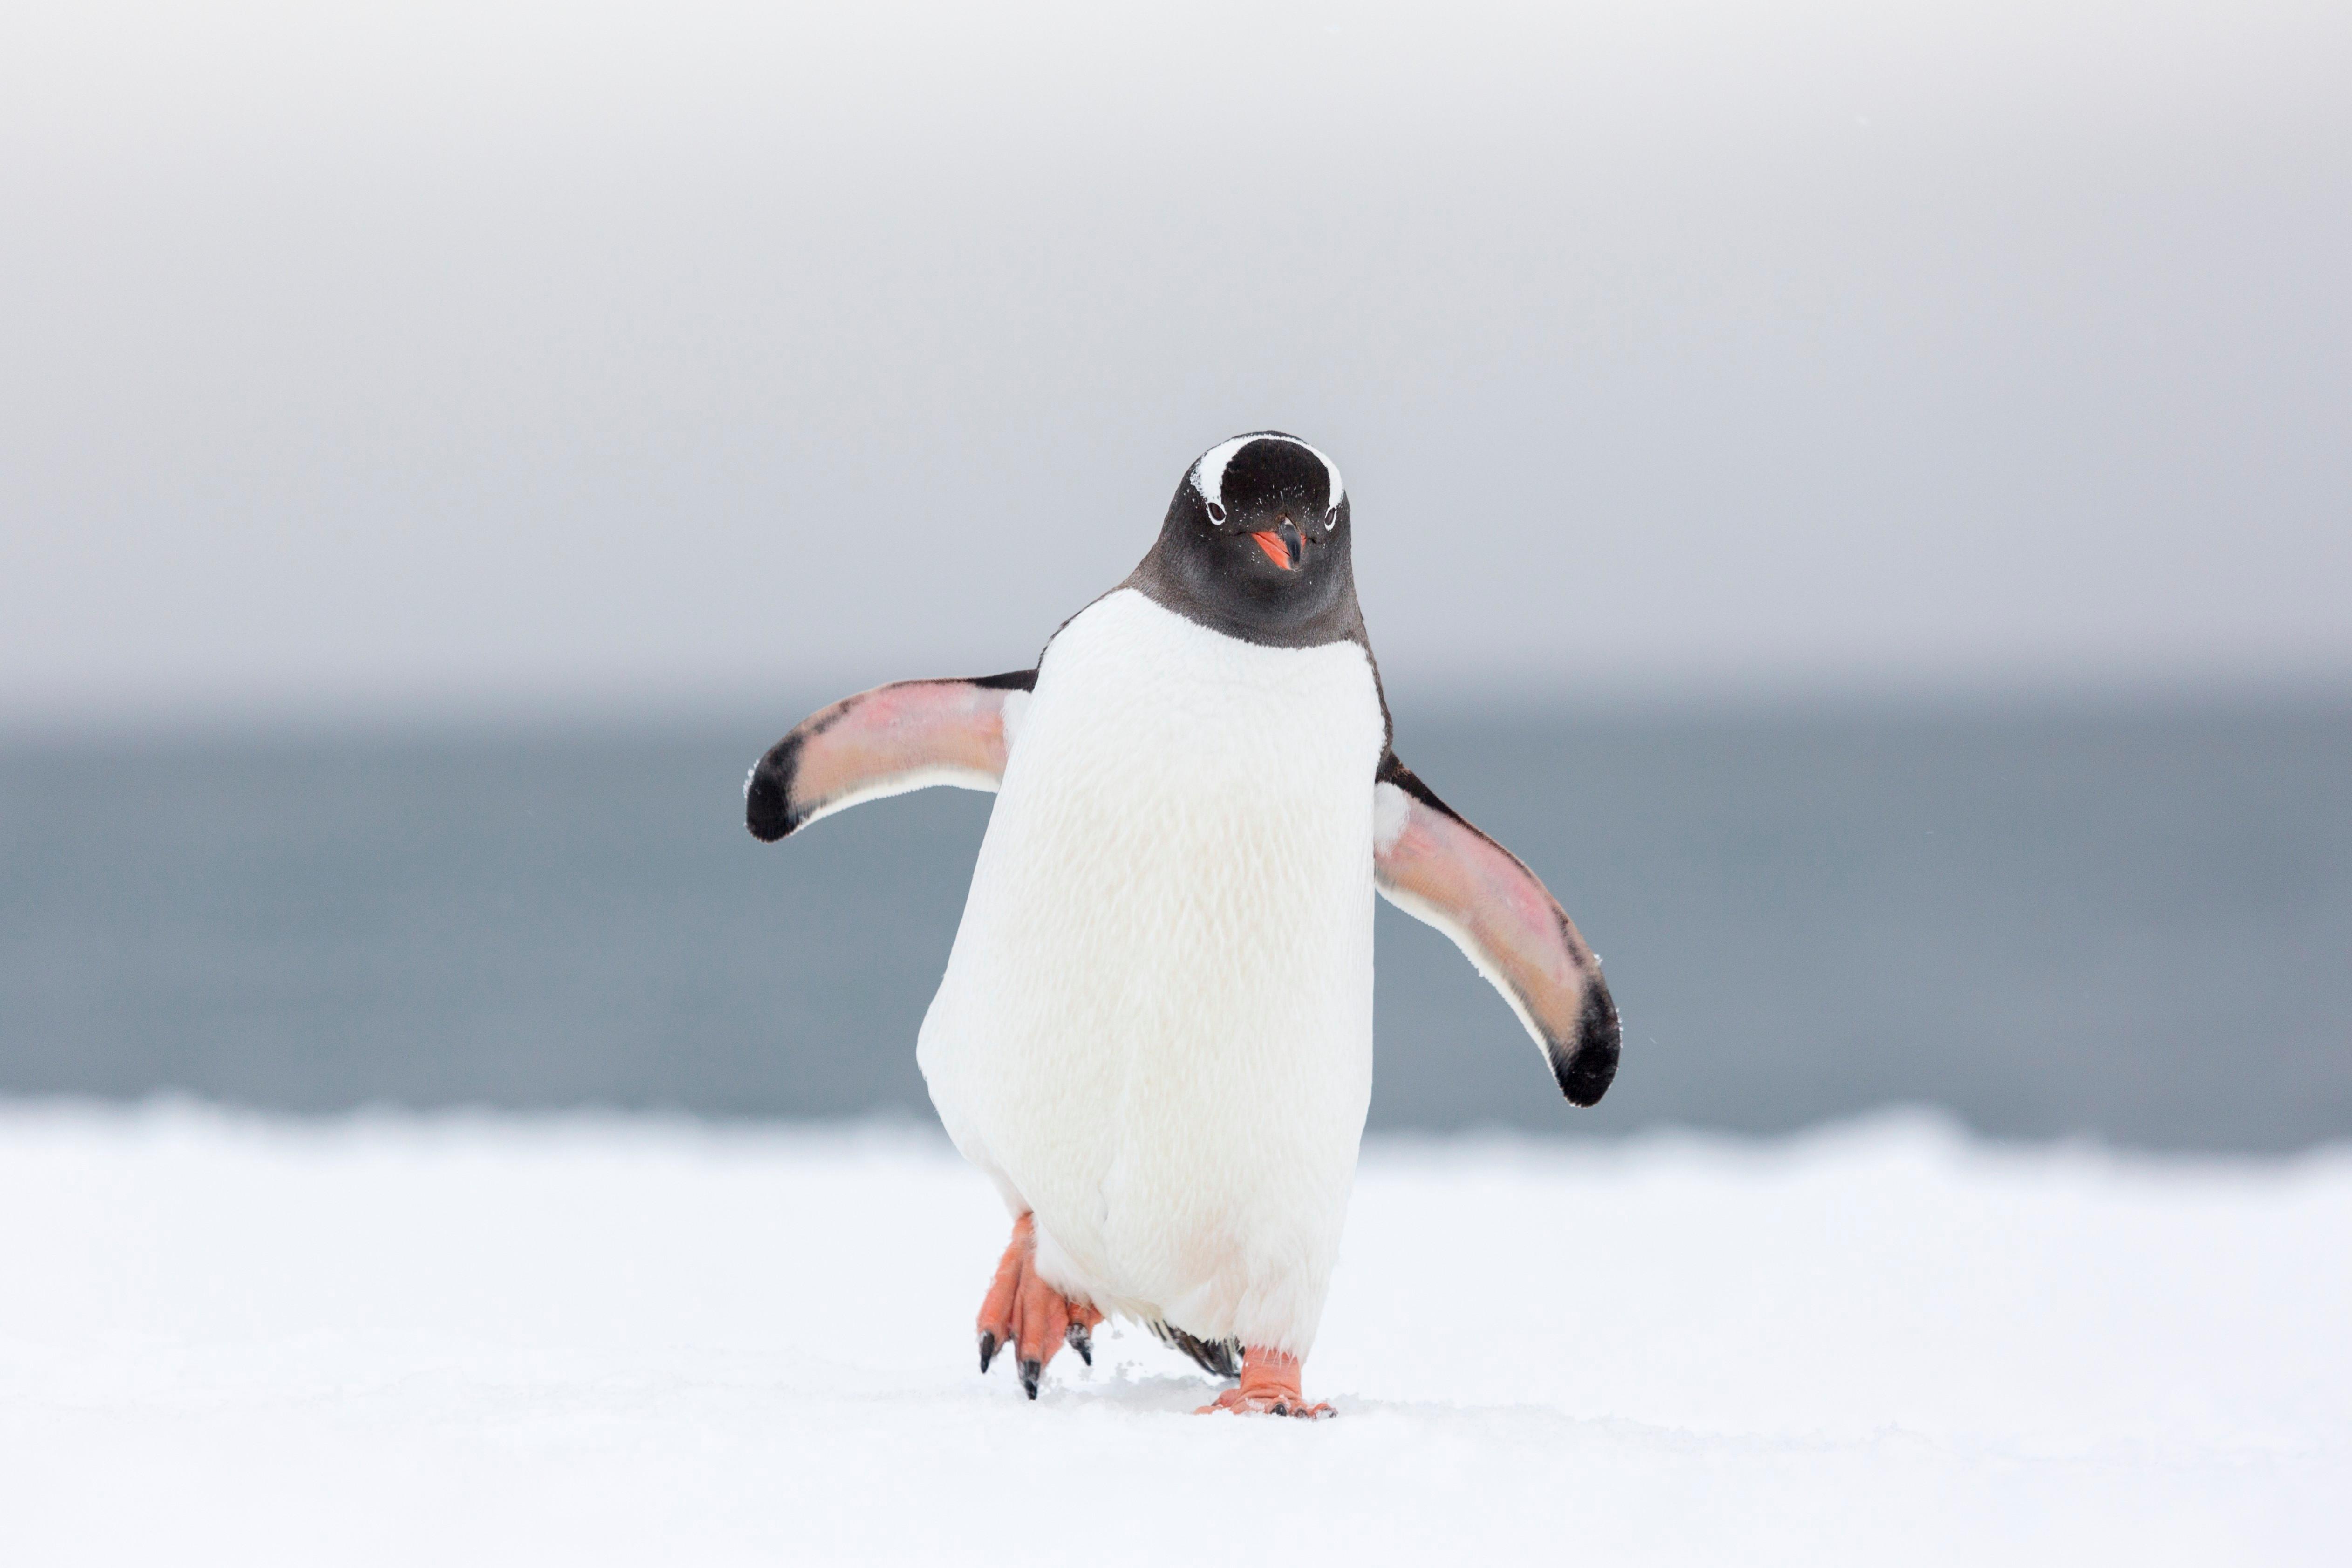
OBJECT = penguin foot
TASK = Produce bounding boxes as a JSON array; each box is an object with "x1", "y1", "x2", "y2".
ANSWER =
[
  {"x1": 975, "y1": 1212, "x2": 1101, "y2": 1400},
  {"x1": 1195, "y1": 1347, "x2": 1332, "y2": 1419}
]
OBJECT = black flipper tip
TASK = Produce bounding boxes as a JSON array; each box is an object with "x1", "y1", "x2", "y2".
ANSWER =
[
  {"x1": 1019, "y1": 1358, "x2": 1043, "y2": 1400},
  {"x1": 1554, "y1": 980, "x2": 1622, "y2": 1108},
  {"x1": 978, "y1": 1332, "x2": 997, "y2": 1374},
  {"x1": 744, "y1": 736, "x2": 803, "y2": 842}
]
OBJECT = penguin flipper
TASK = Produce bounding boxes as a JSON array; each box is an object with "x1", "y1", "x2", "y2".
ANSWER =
[
  {"x1": 745, "y1": 671, "x2": 1036, "y2": 842},
  {"x1": 1372, "y1": 751, "x2": 1621, "y2": 1107}
]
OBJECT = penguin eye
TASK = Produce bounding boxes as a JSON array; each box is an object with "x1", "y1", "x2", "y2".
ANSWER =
[
  {"x1": 1325, "y1": 507, "x2": 1338, "y2": 531},
  {"x1": 1207, "y1": 502, "x2": 1227, "y2": 526}
]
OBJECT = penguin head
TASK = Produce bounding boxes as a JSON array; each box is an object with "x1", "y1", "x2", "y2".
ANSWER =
[{"x1": 1143, "y1": 432, "x2": 1355, "y2": 643}]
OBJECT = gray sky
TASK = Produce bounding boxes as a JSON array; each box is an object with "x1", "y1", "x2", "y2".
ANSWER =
[{"x1": 4, "y1": 1, "x2": 2347, "y2": 727}]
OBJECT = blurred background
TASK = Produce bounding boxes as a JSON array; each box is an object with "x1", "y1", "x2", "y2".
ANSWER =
[{"x1": 3, "y1": 2, "x2": 2346, "y2": 1149}]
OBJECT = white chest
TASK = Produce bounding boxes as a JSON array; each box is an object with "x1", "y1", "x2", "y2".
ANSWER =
[
  {"x1": 920, "y1": 585, "x2": 1388, "y2": 1079},
  {"x1": 985, "y1": 588, "x2": 1384, "y2": 976}
]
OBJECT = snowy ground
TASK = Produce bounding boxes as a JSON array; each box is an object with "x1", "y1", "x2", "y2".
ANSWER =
[{"x1": 3, "y1": 1104, "x2": 2345, "y2": 1566}]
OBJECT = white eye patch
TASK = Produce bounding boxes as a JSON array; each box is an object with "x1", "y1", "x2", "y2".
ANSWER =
[{"x1": 1191, "y1": 433, "x2": 1346, "y2": 518}]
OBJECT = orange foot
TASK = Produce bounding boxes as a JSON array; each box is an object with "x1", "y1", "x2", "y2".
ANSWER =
[
  {"x1": 1196, "y1": 1346, "x2": 1334, "y2": 1419},
  {"x1": 976, "y1": 1212, "x2": 1103, "y2": 1400}
]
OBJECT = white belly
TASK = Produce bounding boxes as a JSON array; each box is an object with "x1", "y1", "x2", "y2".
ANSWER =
[{"x1": 916, "y1": 588, "x2": 1386, "y2": 1356}]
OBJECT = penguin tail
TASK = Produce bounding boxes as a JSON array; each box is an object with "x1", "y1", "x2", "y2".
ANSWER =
[{"x1": 1150, "y1": 1320, "x2": 1242, "y2": 1380}]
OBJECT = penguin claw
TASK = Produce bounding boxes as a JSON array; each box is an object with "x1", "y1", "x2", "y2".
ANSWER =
[{"x1": 972, "y1": 1212, "x2": 1101, "y2": 1402}]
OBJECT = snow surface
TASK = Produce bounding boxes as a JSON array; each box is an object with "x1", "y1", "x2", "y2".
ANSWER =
[{"x1": 3, "y1": 1102, "x2": 2345, "y2": 1566}]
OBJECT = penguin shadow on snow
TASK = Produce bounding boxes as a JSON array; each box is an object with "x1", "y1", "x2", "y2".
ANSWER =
[
  {"x1": 967, "y1": 1325, "x2": 1561, "y2": 1424},
  {"x1": 977, "y1": 1343, "x2": 1591, "y2": 1430},
  {"x1": 976, "y1": 1325, "x2": 1298, "y2": 1418}
]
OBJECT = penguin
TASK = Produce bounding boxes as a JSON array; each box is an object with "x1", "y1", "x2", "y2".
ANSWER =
[{"x1": 746, "y1": 432, "x2": 1618, "y2": 1417}]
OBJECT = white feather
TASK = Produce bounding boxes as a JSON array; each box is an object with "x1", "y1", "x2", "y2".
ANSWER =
[
  {"x1": 997, "y1": 688, "x2": 1031, "y2": 750},
  {"x1": 1372, "y1": 777, "x2": 1412, "y2": 854},
  {"x1": 916, "y1": 589, "x2": 1385, "y2": 1357}
]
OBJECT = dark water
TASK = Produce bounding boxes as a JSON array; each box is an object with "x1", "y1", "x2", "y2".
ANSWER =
[{"x1": 3, "y1": 701, "x2": 2347, "y2": 1150}]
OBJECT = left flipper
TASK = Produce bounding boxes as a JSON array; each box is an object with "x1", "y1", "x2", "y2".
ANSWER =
[{"x1": 1373, "y1": 750, "x2": 1621, "y2": 1106}]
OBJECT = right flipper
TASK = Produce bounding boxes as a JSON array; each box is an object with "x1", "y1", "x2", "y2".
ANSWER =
[{"x1": 745, "y1": 670, "x2": 1036, "y2": 842}]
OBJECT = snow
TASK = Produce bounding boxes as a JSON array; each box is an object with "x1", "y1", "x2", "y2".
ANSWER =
[{"x1": 3, "y1": 1103, "x2": 2345, "y2": 1565}]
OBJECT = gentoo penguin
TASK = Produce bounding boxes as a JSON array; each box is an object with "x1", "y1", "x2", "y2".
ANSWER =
[{"x1": 746, "y1": 432, "x2": 1618, "y2": 1417}]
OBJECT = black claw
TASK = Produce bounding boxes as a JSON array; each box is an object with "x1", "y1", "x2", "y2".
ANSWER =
[
  {"x1": 1065, "y1": 1322, "x2": 1093, "y2": 1367},
  {"x1": 978, "y1": 1332, "x2": 997, "y2": 1374},
  {"x1": 1019, "y1": 1358, "x2": 1042, "y2": 1399}
]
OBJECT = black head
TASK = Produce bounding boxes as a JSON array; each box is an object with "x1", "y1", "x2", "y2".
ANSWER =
[{"x1": 1126, "y1": 432, "x2": 1363, "y2": 648}]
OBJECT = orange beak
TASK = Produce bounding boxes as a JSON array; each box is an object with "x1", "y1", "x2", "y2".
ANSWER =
[{"x1": 1249, "y1": 530, "x2": 1293, "y2": 570}]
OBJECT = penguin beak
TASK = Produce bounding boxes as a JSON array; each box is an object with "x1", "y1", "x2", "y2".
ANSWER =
[{"x1": 1249, "y1": 518, "x2": 1305, "y2": 572}]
